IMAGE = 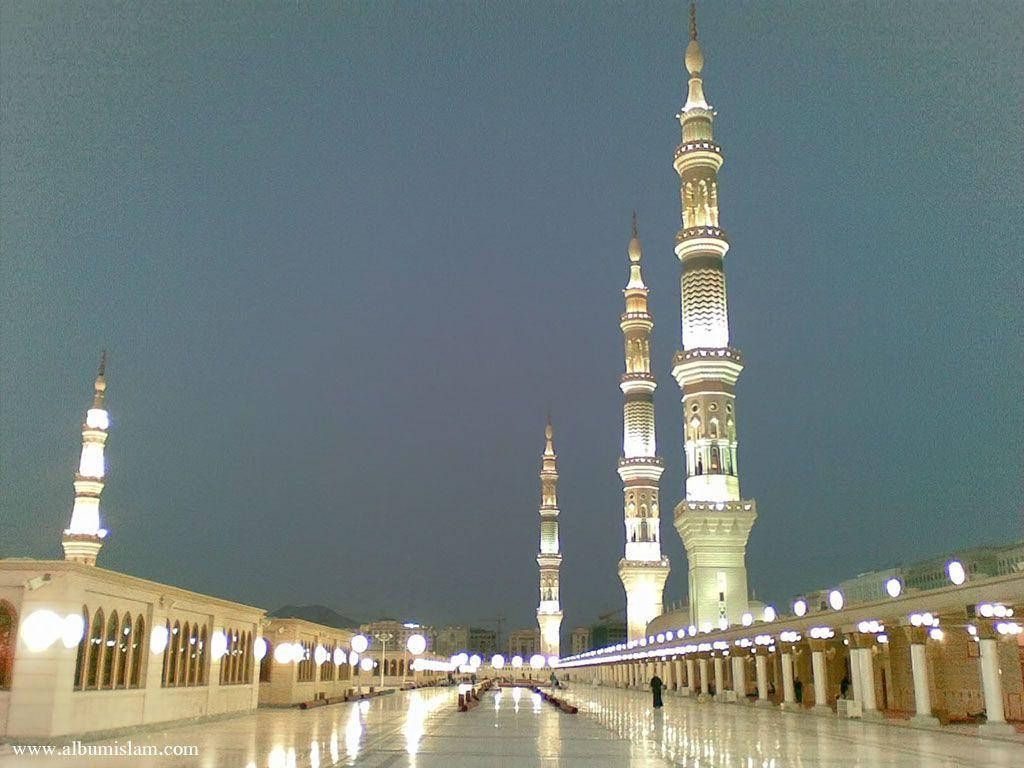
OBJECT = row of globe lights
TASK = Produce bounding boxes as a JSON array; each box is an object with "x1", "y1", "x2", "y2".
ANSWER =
[
  {"x1": 17, "y1": 559, "x2": 983, "y2": 659},
  {"x1": 560, "y1": 559, "x2": 979, "y2": 665}
]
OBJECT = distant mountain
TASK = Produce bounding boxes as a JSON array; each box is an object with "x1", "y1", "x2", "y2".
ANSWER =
[{"x1": 269, "y1": 604, "x2": 360, "y2": 630}]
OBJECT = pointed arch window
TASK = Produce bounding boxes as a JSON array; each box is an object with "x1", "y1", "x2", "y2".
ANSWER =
[
  {"x1": 130, "y1": 616, "x2": 145, "y2": 687},
  {"x1": 102, "y1": 611, "x2": 118, "y2": 689},
  {"x1": 115, "y1": 613, "x2": 132, "y2": 688},
  {"x1": 73, "y1": 606, "x2": 89, "y2": 690}
]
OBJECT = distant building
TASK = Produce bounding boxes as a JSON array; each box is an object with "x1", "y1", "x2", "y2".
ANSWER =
[
  {"x1": 435, "y1": 625, "x2": 498, "y2": 657},
  {"x1": 358, "y1": 620, "x2": 434, "y2": 654},
  {"x1": 589, "y1": 618, "x2": 627, "y2": 650},
  {"x1": 570, "y1": 627, "x2": 590, "y2": 655},
  {"x1": 507, "y1": 628, "x2": 540, "y2": 659}
]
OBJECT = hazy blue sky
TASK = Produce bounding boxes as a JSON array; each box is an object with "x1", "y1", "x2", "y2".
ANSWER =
[{"x1": 2, "y1": 1, "x2": 1021, "y2": 637}]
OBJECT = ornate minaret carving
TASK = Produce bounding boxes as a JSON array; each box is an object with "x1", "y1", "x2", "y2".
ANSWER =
[
  {"x1": 671, "y1": 3, "x2": 757, "y2": 629},
  {"x1": 62, "y1": 352, "x2": 111, "y2": 565},
  {"x1": 617, "y1": 214, "x2": 670, "y2": 641},
  {"x1": 536, "y1": 415, "x2": 563, "y2": 658}
]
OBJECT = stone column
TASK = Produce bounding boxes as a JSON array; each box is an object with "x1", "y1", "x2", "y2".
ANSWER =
[
  {"x1": 977, "y1": 623, "x2": 1015, "y2": 735},
  {"x1": 901, "y1": 626, "x2": 938, "y2": 726},
  {"x1": 754, "y1": 651, "x2": 772, "y2": 707},
  {"x1": 698, "y1": 657, "x2": 710, "y2": 699},
  {"x1": 853, "y1": 635, "x2": 882, "y2": 720},
  {"x1": 847, "y1": 636, "x2": 863, "y2": 710},
  {"x1": 685, "y1": 659, "x2": 696, "y2": 696},
  {"x1": 713, "y1": 656, "x2": 725, "y2": 701},
  {"x1": 780, "y1": 649, "x2": 798, "y2": 710},
  {"x1": 809, "y1": 640, "x2": 831, "y2": 715},
  {"x1": 732, "y1": 655, "x2": 747, "y2": 702}
]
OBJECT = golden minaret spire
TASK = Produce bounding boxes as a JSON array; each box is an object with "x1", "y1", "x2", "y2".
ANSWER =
[
  {"x1": 537, "y1": 414, "x2": 563, "y2": 659},
  {"x1": 671, "y1": 3, "x2": 758, "y2": 629},
  {"x1": 617, "y1": 214, "x2": 670, "y2": 641},
  {"x1": 62, "y1": 352, "x2": 111, "y2": 565}
]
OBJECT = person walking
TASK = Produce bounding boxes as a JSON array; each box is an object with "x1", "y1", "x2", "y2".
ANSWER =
[{"x1": 650, "y1": 673, "x2": 664, "y2": 709}]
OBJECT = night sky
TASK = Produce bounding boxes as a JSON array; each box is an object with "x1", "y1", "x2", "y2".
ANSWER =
[{"x1": 2, "y1": 1, "x2": 1021, "y2": 640}]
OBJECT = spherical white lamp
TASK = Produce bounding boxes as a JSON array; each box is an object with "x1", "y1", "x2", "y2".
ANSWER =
[
  {"x1": 254, "y1": 637, "x2": 269, "y2": 661},
  {"x1": 61, "y1": 613, "x2": 86, "y2": 649},
  {"x1": 511, "y1": 655, "x2": 523, "y2": 669},
  {"x1": 314, "y1": 645, "x2": 329, "y2": 665},
  {"x1": 741, "y1": 612, "x2": 754, "y2": 627},
  {"x1": 351, "y1": 634, "x2": 369, "y2": 654},
  {"x1": 828, "y1": 590, "x2": 844, "y2": 611},
  {"x1": 406, "y1": 633, "x2": 426, "y2": 655},
  {"x1": 762, "y1": 606, "x2": 777, "y2": 623},
  {"x1": 884, "y1": 577, "x2": 903, "y2": 598},
  {"x1": 20, "y1": 609, "x2": 63, "y2": 653},
  {"x1": 529, "y1": 654, "x2": 545, "y2": 670},
  {"x1": 150, "y1": 625, "x2": 169, "y2": 655},
  {"x1": 946, "y1": 560, "x2": 966, "y2": 586},
  {"x1": 333, "y1": 647, "x2": 346, "y2": 666},
  {"x1": 793, "y1": 599, "x2": 808, "y2": 617},
  {"x1": 491, "y1": 653, "x2": 505, "y2": 670},
  {"x1": 274, "y1": 642, "x2": 295, "y2": 664},
  {"x1": 360, "y1": 656, "x2": 374, "y2": 672},
  {"x1": 349, "y1": 650, "x2": 360, "y2": 666},
  {"x1": 211, "y1": 630, "x2": 228, "y2": 660}
]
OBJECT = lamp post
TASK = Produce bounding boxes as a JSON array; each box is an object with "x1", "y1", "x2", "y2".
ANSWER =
[{"x1": 372, "y1": 631, "x2": 394, "y2": 690}]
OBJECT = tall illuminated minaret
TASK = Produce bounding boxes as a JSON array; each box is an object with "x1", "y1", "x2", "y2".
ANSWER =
[
  {"x1": 536, "y1": 416, "x2": 563, "y2": 658},
  {"x1": 617, "y1": 214, "x2": 670, "y2": 641},
  {"x1": 671, "y1": 3, "x2": 757, "y2": 628},
  {"x1": 62, "y1": 352, "x2": 111, "y2": 566}
]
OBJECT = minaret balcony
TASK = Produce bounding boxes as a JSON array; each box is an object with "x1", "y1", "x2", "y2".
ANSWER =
[
  {"x1": 620, "y1": 373, "x2": 656, "y2": 394},
  {"x1": 674, "y1": 139, "x2": 721, "y2": 158},
  {"x1": 619, "y1": 311, "x2": 654, "y2": 332},
  {"x1": 675, "y1": 227, "x2": 729, "y2": 260},
  {"x1": 617, "y1": 457, "x2": 665, "y2": 482},
  {"x1": 672, "y1": 347, "x2": 744, "y2": 387}
]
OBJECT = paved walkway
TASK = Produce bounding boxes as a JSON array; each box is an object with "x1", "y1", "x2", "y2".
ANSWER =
[
  {"x1": 2, "y1": 684, "x2": 1021, "y2": 766},
  {"x1": 557, "y1": 683, "x2": 1024, "y2": 767}
]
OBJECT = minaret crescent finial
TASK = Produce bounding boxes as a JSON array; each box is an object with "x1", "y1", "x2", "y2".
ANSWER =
[
  {"x1": 98, "y1": 349, "x2": 107, "y2": 378},
  {"x1": 690, "y1": 1, "x2": 698, "y2": 41}
]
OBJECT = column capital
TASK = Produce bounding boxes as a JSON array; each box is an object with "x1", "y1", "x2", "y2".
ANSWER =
[{"x1": 900, "y1": 625, "x2": 929, "y2": 645}]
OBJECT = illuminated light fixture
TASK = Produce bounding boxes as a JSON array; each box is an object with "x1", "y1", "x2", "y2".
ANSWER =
[
  {"x1": 666, "y1": 631, "x2": 674, "y2": 641},
  {"x1": 62, "y1": 613, "x2": 86, "y2": 649},
  {"x1": 946, "y1": 560, "x2": 966, "y2": 586},
  {"x1": 688, "y1": 625, "x2": 697, "y2": 637},
  {"x1": 491, "y1": 654, "x2": 505, "y2": 670},
  {"x1": 718, "y1": 618, "x2": 729, "y2": 631},
  {"x1": 648, "y1": 635, "x2": 655, "y2": 643},
  {"x1": 360, "y1": 657, "x2": 374, "y2": 672},
  {"x1": 351, "y1": 635, "x2": 369, "y2": 654},
  {"x1": 828, "y1": 590, "x2": 844, "y2": 611},
  {"x1": 700, "y1": 621, "x2": 713, "y2": 633},
  {"x1": 511, "y1": 655, "x2": 523, "y2": 669},
  {"x1": 20, "y1": 609, "x2": 63, "y2": 653},
  {"x1": 254, "y1": 637, "x2": 269, "y2": 661},
  {"x1": 877, "y1": 634, "x2": 888, "y2": 644},
  {"x1": 406, "y1": 634, "x2": 427, "y2": 655},
  {"x1": 656, "y1": 633, "x2": 665, "y2": 643},
  {"x1": 910, "y1": 613, "x2": 923, "y2": 627},
  {"x1": 403, "y1": 622, "x2": 420, "y2": 628},
  {"x1": 741, "y1": 612, "x2": 754, "y2": 627},
  {"x1": 314, "y1": 645, "x2": 329, "y2": 665},
  {"x1": 150, "y1": 625, "x2": 169, "y2": 655},
  {"x1": 978, "y1": 603, "x2": 994, "y2": 618},
  {"x1": 884, "y1": 577, "x2": 903, "y2": 598},
  {"x1": 274, "y1": 642, "x2": 295, "y2": 664},
  {"x1": 469, "y1": 654, "x2": 482, "y2": 668},
  {"x1": 993, "y1": 604, "x2": 1008, "y2": 618},
  {"x1": 547, "y1": 656, "x2": 559, "y2": 668},
  {"x1": 349, "y1": 651, "x2": 360, "y2": 666},
  {"x1": 333, "y1": 647, "x2": 345, "y2": 666},
  {"x1": 928, "y1": 628, "x2": 944, "y2": 641},
  {"x1": 793, "y1": 599, "x2": 807, "y2": 617},
  {"x1": 211, "y1": 630, "x2": 228, "y2": 660},
  {"x1": 529, "y1": 654, "x2": 545, "y2": 670},
  {"x1": 762, "y1": 606, "x2": 776, "y2": 623}
]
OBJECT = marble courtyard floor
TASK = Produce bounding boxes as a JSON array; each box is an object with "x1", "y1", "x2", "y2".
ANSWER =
[{"x1": 2, "y1": 684, "x2": 1022, "y2": 767}]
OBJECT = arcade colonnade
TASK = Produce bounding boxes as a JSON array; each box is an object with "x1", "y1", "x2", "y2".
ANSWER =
[{"x1": 560, "y1": 572, "x2": 1024, "y2": 735}]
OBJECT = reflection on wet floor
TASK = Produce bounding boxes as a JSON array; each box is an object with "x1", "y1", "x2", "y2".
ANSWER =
[{"x1": 2, "y1": 683, "x2": 1019, "y2": 767}]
